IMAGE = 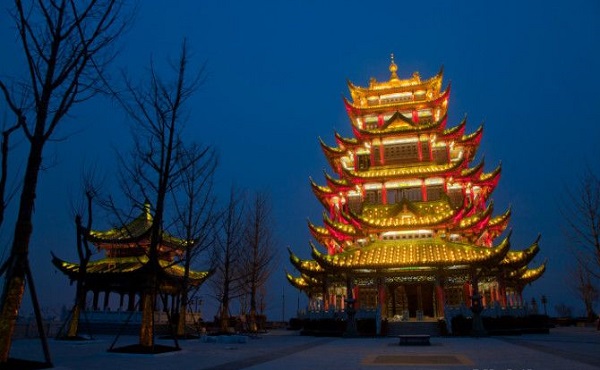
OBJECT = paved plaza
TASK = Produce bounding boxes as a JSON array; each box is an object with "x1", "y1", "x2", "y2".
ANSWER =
[{"x1": 7, "y1": 326, "x2": 600, "y2": 370}]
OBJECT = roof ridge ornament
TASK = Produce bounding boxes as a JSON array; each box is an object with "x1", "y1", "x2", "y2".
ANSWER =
[{"x1": 389, "y1": 53, "x2": 399, "y2": 81}]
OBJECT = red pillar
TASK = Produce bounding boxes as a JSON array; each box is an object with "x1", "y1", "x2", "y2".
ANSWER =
[
  {"x1": 435, "y1": 282, "x2": 445, "y2": 318},
  {"x1": 463, "y1": 282, "x2": 471, "y2": 308},
  {"x1": 428, "y1": 136, "x2": 434, "y2": 161},
  {"x1": 378, "y1": 280, "x2": 387, "y2": 319},
  {"x1": 412, "y1": 109, "x2": 419, "y2": 123}
]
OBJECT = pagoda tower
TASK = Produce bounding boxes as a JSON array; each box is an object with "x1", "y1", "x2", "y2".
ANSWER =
[
  {"x1": 287, "y1": 56, "x2": 545, "y2": 322},
  {"x1": 53, "y1": 201, "x2": 211, "y2": 315}
]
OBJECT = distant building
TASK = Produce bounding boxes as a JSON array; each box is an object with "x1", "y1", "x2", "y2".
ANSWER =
[{"x1": 287, "y1": 56, "x2": 545, "y2": 321}]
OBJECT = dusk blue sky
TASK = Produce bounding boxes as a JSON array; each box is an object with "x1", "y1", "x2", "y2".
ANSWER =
[{"x1": 1, "y1": 1, "x2": 600, "y2": 320}]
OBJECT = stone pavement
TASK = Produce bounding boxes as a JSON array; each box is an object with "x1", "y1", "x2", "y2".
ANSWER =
[{"x1": 6, "y1": 326, "x2": 600, "y2": 370}]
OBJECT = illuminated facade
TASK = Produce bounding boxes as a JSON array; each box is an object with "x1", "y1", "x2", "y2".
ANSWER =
[
  {"x1": 53, "y1": 202, "x2": 211, "y2": 312},
  {"x1": 287, "y1": 57, "x2": 545, "y2": 321}
]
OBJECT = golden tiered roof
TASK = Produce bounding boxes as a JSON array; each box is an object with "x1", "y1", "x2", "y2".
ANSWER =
[
  {"x1": 52, "y1": 254, "x2": 211, "y2": 282},
  {"x1": 346, "y1": 55, "x2": 444, "y2": 109},
  {"x1": 309, "y1": 235, "x2": 510, "y2": 270},
  {"x1": 87, "y1": 201, "x2": 191, "y2": 252}
]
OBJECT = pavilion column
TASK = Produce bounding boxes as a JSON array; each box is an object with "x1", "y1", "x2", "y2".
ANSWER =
[
  {"x1": 390, "y1": 285, "x2": 397, "y2": 316},
  {"x1": 381, "y1": 185, "x2": 387, "y2": 205},
  {"x1": 127, "y1": 292, "x2": 136, "y2": 311},
  {"x1": 435, "y1": 274, "x2": 446, "y2": 318},
  {"x1": 379, "y1": 142, "x2": 385, "y2": 165},
  {"x1": 517, "y1": 289, "x2": 524, "y2": 307},
  {"x1": 172, "y1": 294, "x2": 178, "y2": 315},
  {"x1": 421, "y1": 179, "x2": 427, "y2": 201},
  {"x1": 322, "y1": 279, "x2": 329, "y2": 311},
  {"x1": 417, "y1": 285, "x2": 423, "y2": 319},
  {"x1": 330, "y1": 290, "x2": 335, "y2": 310},
  {"x1": 463, "y1": 282, "x2": 471, "y2": 307},
  {"x1": 92, "y1": 290, "x2": 99, "y2": 311},
  {"x1": 103, "y1": 291, "x2": 110, "y2": 310},
  {"x1": 417, "y1": 135, "x2": 423, "y2": 161},
  {"x1": 377, "y1": 278, "x2": 387, "y2": 319},
  {"x1": 480, "y1": 285, "x2": 486, "y2": 307},
  {"x1": 353, "y1": 285, "x2": 360, "y2": 309}
]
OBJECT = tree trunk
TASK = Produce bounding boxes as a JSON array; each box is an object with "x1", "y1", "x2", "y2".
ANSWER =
[
  {"x1": 66, "y1": 281, "x2": 86, "y2": 338},
  {"x1": 176, "y1": 306, "x2": 187, "y2": 337},
  {"x1": 67, "y1": 304, "x2": 82, "y2": 338},
  {"x1": 249, "y1": 283, "x2": 257, "y2": 332},
  {"x1": 0, "y1": 262, "x2": 25, "y2": 361},
  {"x1": 220, "y1": 295, "x2": 230, "y2": 333},
  {"x1": 139, "y1": 292, "x2": 155, "y2": 348},
  {"x1": 0, "y1": 140, "x2": 44, "y2": 362}
]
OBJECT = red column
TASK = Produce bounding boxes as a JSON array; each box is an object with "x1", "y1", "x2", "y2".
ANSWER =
[
  {"x1": 378, "y1": 282, "x2": 387, "y2": 318},
  {"x1": 412, "y1": 109, "x2": 419, "y2": 123},
  {"x1": 417, "y1": 136, "x2": 423, "y2": 161},
  {"x1": 435, "y1": 284, "x2": 445, "y2": 318},
  {"x1": 421, "y1": 180, "x2": 427, "y2": 201},
  {"x1": 379, "y1": 142, "x2": 385, "y2": 165},
  {"x1": 381, "y1": 185, "x2": 387, "y2": 205},
  {"x1": 463, "y1": 282, "x2": 471, "y2": 308},
  {"x1": 428, "y1": 138, "x2": 434, "y2": 161},
  {"x1": 499, "y1": 283, "x2": 507, "y2": 307}
]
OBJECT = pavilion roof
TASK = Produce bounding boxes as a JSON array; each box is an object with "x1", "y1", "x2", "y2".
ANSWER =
[
  {"x1": 51, "y1": 254, "x2": 211, "y2": 285},
  {"x1": 86, "y1": 202, "x2": 190, "y2": 250},
  {"x1": 310, "y1": 235, "x2": 511, "y2": 271}
]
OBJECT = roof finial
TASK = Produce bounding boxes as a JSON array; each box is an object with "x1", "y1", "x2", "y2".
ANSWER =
[{"x1": 389, "y1": 53, "x2": 398, "y2": 80}]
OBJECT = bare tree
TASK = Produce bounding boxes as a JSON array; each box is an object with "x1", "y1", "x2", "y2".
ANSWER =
[
  {"x1": 242, "y1": 191, "x2": 277, "y2": 332},
  {"x1": 113, "y1": 40, "x2": 204, "y2": 348},
  {"x1": 64, "y1": 174, "x2": 98, "y2": 338},
  {"x1": 563, "y1": 169, "x2": 600, "y2": 279},
  {"x1": 0, "y1": 1, "x2": 126, "y2": 363},
  {"x1": 561, "y1": 169, "x2": 600, "y2": 321},
  {"x1": 172, "y1": 142, "x2": 218, "y2": 337},
  {"x1": 567, "y1": 262, "x2": 598, "y2": 320},
  {"x1": 211, "y1": 187, "x2": 246, "y2": 333}
]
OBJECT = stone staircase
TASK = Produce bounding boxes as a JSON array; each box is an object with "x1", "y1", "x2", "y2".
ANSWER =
[{"x1": 386, "y1": 321, "x2": 441, "y2": 337}]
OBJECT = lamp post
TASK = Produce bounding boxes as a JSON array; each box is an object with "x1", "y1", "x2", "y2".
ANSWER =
[
  {"x1": 541, "y1": 295, "x2": 547, "y2": 316},
  {"x1": 344, "y1": 276, "x2": 358, "y2": 337}
]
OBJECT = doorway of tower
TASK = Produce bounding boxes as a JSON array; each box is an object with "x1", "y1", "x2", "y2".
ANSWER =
[{"x1": 387, "y1": 283, "x2": 434, "y2": 319}]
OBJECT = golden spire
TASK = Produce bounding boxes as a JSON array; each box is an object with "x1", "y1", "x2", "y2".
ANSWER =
[{"x1": 389, "y1": 53, "x2": 399, "y2": 81}]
